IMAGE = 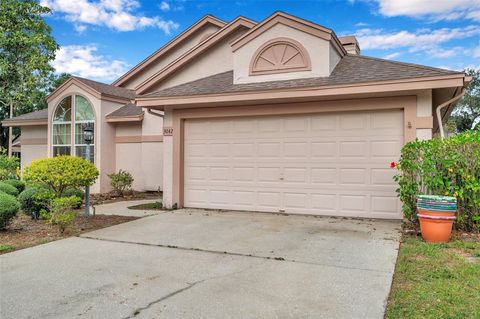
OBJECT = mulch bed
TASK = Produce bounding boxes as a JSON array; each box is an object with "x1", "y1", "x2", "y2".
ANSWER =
[
  {"x1": 0, "y1": 213, "x2": 139, "y2": 255},
  {"x1": 91, "y1": 191, "x2": 161, "y2": 206}
]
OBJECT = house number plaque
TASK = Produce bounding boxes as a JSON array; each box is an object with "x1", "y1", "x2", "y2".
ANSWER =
[{"x1": 163, "y1": 127, "x2": 173, "y2": 136}]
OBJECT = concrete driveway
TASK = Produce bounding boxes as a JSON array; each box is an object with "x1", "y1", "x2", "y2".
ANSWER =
[{"x1": 0, "y1": 209, "x2": 401, "y2": 319}]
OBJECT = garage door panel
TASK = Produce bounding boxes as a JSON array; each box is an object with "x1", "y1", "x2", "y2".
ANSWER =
[{"x1": 184, "y1": 110, "x2": 403, "y2": 218}]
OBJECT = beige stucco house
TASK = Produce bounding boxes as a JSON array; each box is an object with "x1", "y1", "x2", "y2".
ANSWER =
[{"x1": 2, "y1": 12, "x2": 470, "y2": 219}]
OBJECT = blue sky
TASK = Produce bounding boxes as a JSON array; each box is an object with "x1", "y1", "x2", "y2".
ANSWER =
[{"x1": 40, "y1": 0, "x2": 480, "y2": 83}]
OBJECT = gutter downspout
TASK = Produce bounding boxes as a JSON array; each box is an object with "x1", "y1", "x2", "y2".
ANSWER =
[
  {"x1": 435, "y1": 88, "x2": 465, "y2": 138},
  {"x1": 147, "y1": 108, "x2": 164, "y2": 118}
]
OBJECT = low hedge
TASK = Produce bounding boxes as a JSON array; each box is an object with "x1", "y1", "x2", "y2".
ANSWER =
[
  {"x1": 394, "y1": 130, "x2": 480, "y2": 231},
  {"x1": 0, "y1": 192, "x2": 20, "y2": 229},
  {"x1": 0, "y1": 182, "x2": 19, "y2": 197},
  {"x1": 3, "y1": 179, "x2": 26, "y2": 193},
  {"x1": 18, "y1": 186, "x2": 55, "y2": 219}
]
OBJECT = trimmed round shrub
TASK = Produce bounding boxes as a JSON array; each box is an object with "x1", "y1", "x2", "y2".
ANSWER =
[
  {"x1": 23, "y1": 156, "x2": 98, "y2": 197},
  {"x1": 18, "y1": 186, "x2": 55, "y2": 219},
  {"x1": 0, "y1": 182, "x2": 19, "y2": 197},
  {"x1": 0, "y1": 192, "x2": 20, "y2": 229},
  {"x1": 3, "y1": 179, "x2": 26, "y2": 193}
]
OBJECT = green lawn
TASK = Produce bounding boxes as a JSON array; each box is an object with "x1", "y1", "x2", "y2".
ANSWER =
[{"x1": 386, "y1": 236, "x2": 480, "y2": 319}]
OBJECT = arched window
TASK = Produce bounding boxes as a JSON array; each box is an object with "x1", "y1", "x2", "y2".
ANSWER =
[
  {"x1": 250, "y1": 37, "x2": 311, "y2": 75},
  {"x1": 52, "y1": 95, "x2": 95, "y2": 162}
]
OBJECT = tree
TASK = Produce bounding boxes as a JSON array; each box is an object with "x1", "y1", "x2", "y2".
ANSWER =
[
  {"x1": 448, "y1": 69, "x2": 480, "y2": 132},
  {"x1": 0, "y1": 0, "x2": 59, "y2": 153}
]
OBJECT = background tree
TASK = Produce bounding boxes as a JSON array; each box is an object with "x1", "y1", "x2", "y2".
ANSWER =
[
  {"x1": 0, "y1": 0, "x2": 59, "y2": 153},
  {"x1": 448, "y1": 69, "x2": 480, "y2": 132}
]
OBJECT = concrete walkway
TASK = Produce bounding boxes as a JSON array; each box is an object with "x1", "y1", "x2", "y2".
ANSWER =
[
  {"x1": 93, "y1": 198, "x2": 163, "y2": 217},
  {"x1": 0, "y1": 209, "x2": 401, "y2": 319}
]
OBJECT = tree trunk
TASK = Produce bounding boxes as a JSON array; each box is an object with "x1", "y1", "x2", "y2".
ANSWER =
[{"x1": 8, "y1": 103, "x2": 13, "y2": 157}]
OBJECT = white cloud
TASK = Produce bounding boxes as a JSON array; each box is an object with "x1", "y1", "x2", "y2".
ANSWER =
[
  {"x1": 74, "y1": 24, "x2": 87, "y2": 33},
  {"x1": 159, "y1": 1, "x2": 170, "y2": 11},
  {"x1": 373, "y1": 0, "x2": 480, "y2": 21},
  {"x1": 356, "y1": 26, "x2": 480, "y2": 51},
  {"x1": 52, "y1": 45, "x2": 129, "y2": 81},
  {"x1": 474, "y1": 45, "x2": 480, "y2": 58},
  {"x1": 383, "y1": 52, "x2": 400, "y2": 60},
  {"x1": 40, "y1": 0, "x2": 179, "y2": 33},
  {"x1": 427, "y1": 47, "x2": 462, "y2": 58}
]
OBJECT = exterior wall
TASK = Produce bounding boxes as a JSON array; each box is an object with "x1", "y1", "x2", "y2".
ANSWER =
[
  {"x1": 162, "y1": 109, "x2": 174, "y2": 207},
  {"x1": 162, "y1": 95, "x2": 434, "y2": 208},
  {"x1": 121, "y1": 24, "x2": 222, "y2": 89},
  {"x1": 233, "y1": 23, "x2": 333, "y2": 84},
  {"x1": 148, "y1": 29, "x2": 247, "y2": 92},
  {"x1": 115, "y1": 112, "x2": 164, "y2": 192},
  {"x1": 416, "y1": 90, "x2": 433, "y2": 140},
  {"x1": 329, "y1": 44, "x2": 341, "y2": 73},
  {"x1": 99, "y1": 100, "x2": 123, "y2": 192},
  {"x1": 115, "y1": 123, "x2": 145, "y2": 191},
  {"x1": 20, "y1": 126, "x2": 48, "y2": 169}
]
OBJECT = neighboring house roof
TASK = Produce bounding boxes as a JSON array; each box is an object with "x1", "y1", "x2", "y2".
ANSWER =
[
  {"x1": 105, "y1": 103, "x2": 144, "y2": 122},
  {"x1": 1, "y1": 108, "x2": 48, "y2": 126},
  {"x1": 142, "y1": 54, "x2": 463, "y2": 98},
  {"x1": 112, "y1": 15, "x2": 227, "y2": 87}
]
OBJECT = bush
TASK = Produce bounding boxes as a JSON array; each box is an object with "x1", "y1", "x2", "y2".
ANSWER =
[
  {"x1": 0, "y1": 182, "x2": 19, "y2": 197},
  {"x1": 44, "y1": 196, "x2": 80, "y2": 233},
  {"x1": 23, "y1": 156, "x2": 99, "y2": 197},
  {"x1": 3, "y1": 179, "x2": 26, "y2": 193},
  {"x1": 64, "y1": 187, "x2": 85, "y2": 200},
  {"x1": 0, "y1": 155, "x2": 20, "y2": 180},
  {"x1": 63, "y1": 188, "x2": 84, "y2": 208},
  {"x1": 394, "y1": 130, "x2": 480, "y2": 231},
  {"x1": 18, "y1": 186, "x2": 55, "y2": 219},
  {"x1": 108, "y1": 169, "x2": 134, "y2": 196},
  {"x1": 0, "y1": 192, "x2": 20, "y2": 229}
]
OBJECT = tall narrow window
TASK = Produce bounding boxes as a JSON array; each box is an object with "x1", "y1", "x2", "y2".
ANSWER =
[
  {"x1": 52, "y1": 96, "x2": 72, "y2": 156},
  {"x1": 52, "y1": 95, "x2": 95, "y2": 162},
  {"x1": 74, "y1": 96, "x2": 95, "y2": 162}
]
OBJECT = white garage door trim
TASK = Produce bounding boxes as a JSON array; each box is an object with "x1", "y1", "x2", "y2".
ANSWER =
[{"x1": 184, "y1": 109, "x2": 403, "y2": 219}]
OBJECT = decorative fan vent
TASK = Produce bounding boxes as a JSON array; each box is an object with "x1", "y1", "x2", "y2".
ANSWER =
[{"x1": 250, "y1": 38, "x2": 311, "y2": 75}]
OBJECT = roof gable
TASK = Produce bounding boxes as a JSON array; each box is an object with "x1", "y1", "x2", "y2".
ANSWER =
[
  {"x1": 231, "y1": 11, "x2": 346, "y2": 56},
  {"x1": 112, "y1": 15, "x2": 227, "y2": 87},
  {"x1": 135, "y1": 16, "x2": 256, "y2": 95},
  {"x1": 47, "y1": 76, "x2": 136, "y2": 103}
]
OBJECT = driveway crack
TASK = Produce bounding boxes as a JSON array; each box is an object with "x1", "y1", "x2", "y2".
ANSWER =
[{"x1": 123, "y1": 262, "x2": 263, "y2": 318}]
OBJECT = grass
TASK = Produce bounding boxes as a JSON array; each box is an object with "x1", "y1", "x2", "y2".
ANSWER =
[
  {"x1": 386, "y1": 235, "x2": 480, "y2": 319},
  {"x1": 128, "y1": 201, "x2": 162, "y2": 210},
  {"x1": 0, "y1": 244, "x2": 16, "y2": 253}
]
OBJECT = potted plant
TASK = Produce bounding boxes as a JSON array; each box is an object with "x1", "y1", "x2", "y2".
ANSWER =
[{"x1": 416, "y1": 195, "x2": 456, "y2": 243}]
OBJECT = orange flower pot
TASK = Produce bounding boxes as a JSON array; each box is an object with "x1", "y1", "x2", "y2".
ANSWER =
[{"x1": 417, "y1": 209, "x2": 455, "y2": 243}]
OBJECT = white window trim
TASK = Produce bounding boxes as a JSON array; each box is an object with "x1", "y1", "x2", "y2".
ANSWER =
[{"x1": 52, "y1": 94, "x2": 95, "y2": 163}]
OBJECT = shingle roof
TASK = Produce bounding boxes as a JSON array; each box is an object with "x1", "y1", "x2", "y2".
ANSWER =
[
  {"x1": 144, "y1": 54, "x2": 462, "y2": 98},
  {"x1": 2, "y1": 108, "x2": 48, "y2": 123},
  {"x1": 106, "y1": 103, "x2": 143, "y2": 118},
  {"x1": 73, "y1": 76, "x2": 136, "y2": 100}
]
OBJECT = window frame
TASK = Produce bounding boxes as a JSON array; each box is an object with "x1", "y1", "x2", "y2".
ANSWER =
[{"x1": 51, "y1": 94, "x2": 96, "y2": 163}]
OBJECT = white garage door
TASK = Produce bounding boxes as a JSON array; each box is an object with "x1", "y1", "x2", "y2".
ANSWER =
[{"x1": 184, "y1": 110, "x2": 403, "y2": 218}]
